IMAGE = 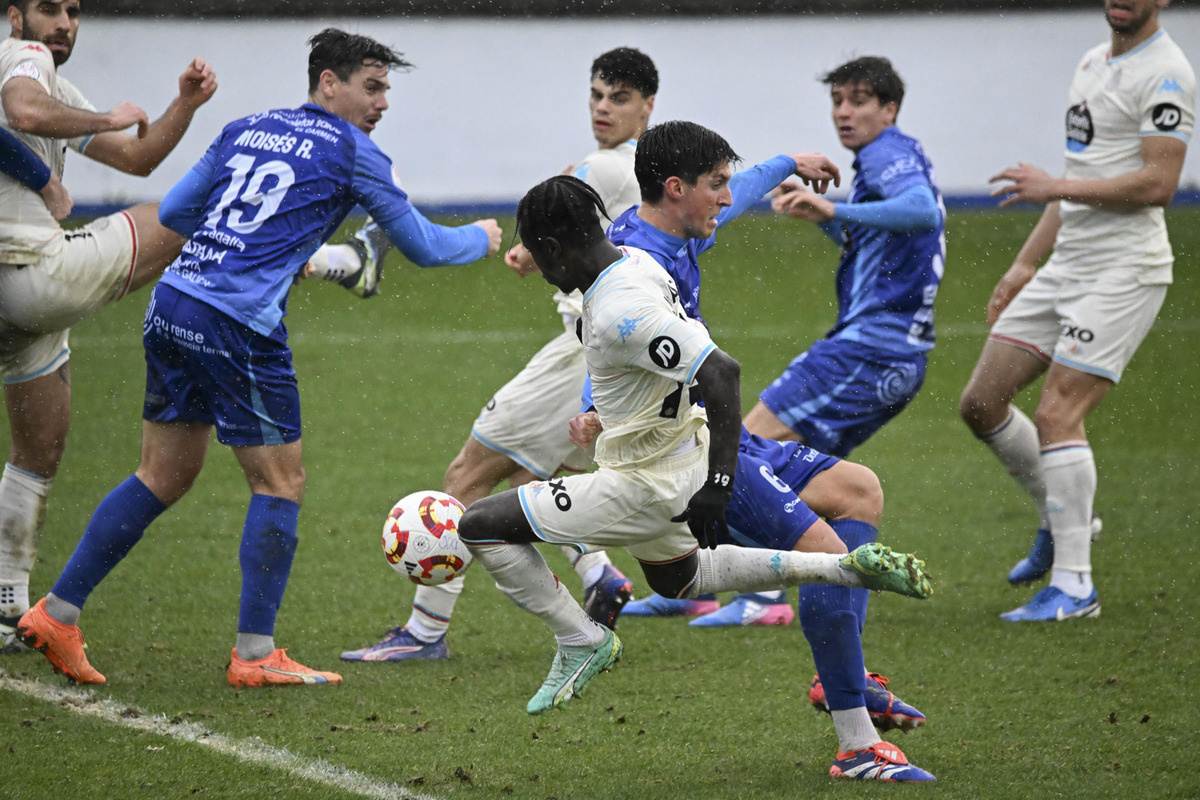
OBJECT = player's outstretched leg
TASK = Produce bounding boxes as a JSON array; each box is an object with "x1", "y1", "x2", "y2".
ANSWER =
[
  {"x1": 526, "y1": 628, "x2": 622, "y2": 715},
  {"x1": 830, "y1": 740, "x2": 936, "y2": 782},
  {"x1": 15, "y1": 598, "x2": 105, "y2": 684},
  {"x1": 809, "y1": 671, "x2": 926, "y2": 732},
  {"x1": 840, "y1": 544, "x2": 932, "y2": 599}
]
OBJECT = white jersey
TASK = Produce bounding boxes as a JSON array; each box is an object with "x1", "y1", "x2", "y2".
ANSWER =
[
  {"x1": 0, "y1": 37, "x2": 94, "y2": 265},
  {"x1": 554, "y1": 139, "x2": 640, "y2": 320},
  {"x1": 1053, "y1": 29, "x2": 1196, "y2": 284},
  {"x1": 584, "y1": 246, "x2": 716, "y2": 470}
]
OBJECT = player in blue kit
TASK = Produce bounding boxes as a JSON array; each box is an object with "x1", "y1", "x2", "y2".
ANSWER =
[
  {"x1": 568, "y1": 122, "x2": 933, "y2": 779},
  {"x1": 16, "y1": 28, "x2": 502, "y2": 688},
  {"x1": 703, "y1": 57, "x2": 944, "y2": 630}
]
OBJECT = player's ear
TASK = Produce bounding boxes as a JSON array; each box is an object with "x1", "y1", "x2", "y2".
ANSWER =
[
  {"x1": 7, "y1": 5, "x2": 24, "y2": 37},
  {"x1": 317, "y1": 69, "x2": 341, "y2": 99},
  {"x1": 663, "y1": 175, "x2": 685, "y2": 200}
]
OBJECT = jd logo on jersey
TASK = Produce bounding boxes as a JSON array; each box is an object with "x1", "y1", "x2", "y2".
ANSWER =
[
  {"x1": 1152, "y1": 103, "x2": 1183, "y2": 132},
  {"x1": 1066, "y1": 102, "x2": 1094, "y2": 152},
  {"x1": 649, "y1": 336, "x2": 681, "y2": 369}
]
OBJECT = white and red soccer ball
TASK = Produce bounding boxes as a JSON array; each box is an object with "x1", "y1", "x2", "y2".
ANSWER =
[{"x1": 381, "y1": 490, "x2": 472, "y2": 586}]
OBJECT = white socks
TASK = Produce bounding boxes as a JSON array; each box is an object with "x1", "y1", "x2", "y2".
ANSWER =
[
  {"x1": 0, "y1": 464, "x2": 53, "y2": 619},
  {"x1": 470, "y1": 543, "x2": 605, "y2": 648},
  {"x1": 980, "y1": 407, "x2": 1049, "y2": 530},
  {"x1": 688, "y1": 545, "x2": 852, "y2": 596},
  {"x1": 1042, "y1": 443, "x2": 1096, "y2": 598},
  {"x1": 406, "y1": 578, "x2": 465, "y2": 643},
  {"x1": 831, "y1": 707, "x2": 881, "y2": 754}
]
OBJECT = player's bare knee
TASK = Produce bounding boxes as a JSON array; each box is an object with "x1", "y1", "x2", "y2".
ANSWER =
[
  {"x1": 838, "y1": 463, "x2": 884, "y2": 524},
  {"x1": 958, "y1": 384, "x2": 999, "y2": 434}
]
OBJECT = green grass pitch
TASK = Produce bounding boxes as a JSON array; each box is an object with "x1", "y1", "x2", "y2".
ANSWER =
[{"x1": 1, "y1": 208, "x2": 1197, "y2": 799}]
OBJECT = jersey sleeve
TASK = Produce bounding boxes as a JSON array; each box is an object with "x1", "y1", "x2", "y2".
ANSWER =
[
  {"x1": 159, "y1": 136, "x2": 221, "y2": 236},
  {"x1": 349, "y1": 133, "x2": 489, "y2": 266},
  {"x1": 719, "y1": 155, "x2": 796, "y2": 227},
  {"x1": 1139, "y1": 58, "x2": 1196, "y2": 143},
  {"x1": 857, "y1": 134, "x2": 932, "y2": 199},
  {"x1": 601, "y1": 284, "x2": 716, "y2": 385},
  {"x1": 1, "y1": 42, "x2": 55, "y2": 96}
]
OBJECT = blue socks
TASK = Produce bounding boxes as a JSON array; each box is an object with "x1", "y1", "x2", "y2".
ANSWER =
[
  {"x1": 51, "y1": 475, "x2": 167, "y2": 608},
  {"x1": 796, "y1": 519, "x2": 879, "y2": 711},
  {"x1": 238, "y1": 494, "x2": 300, "y2": 636}
]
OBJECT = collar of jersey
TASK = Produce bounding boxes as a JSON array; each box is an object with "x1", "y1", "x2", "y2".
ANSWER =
[
  {"x1": 1108, "y1": 28, "x2": 1164, "y2": 64},
  {"x1": 583, "y1": 252, "x2": 631, "y2": 303}
]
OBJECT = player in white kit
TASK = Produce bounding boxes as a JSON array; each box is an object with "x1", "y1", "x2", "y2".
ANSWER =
[
  {"x1": 341, "y1": 48, "x2": 658, "y2": 663},
  {"x1": 959, "y1": 0, "x2": 1194, "y2": 621},
  {"x1": 0, "y1": 0, "x2": 216, "y2": 649},
  {"x1": 456, "y1": 175, "x2": 933, "y2": 732}
]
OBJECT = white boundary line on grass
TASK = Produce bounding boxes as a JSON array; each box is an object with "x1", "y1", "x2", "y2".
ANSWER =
[{"x1": 0, "y1": 670, "x2": 435, "y2": 800}]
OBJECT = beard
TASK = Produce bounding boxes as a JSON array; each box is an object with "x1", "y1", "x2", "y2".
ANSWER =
[
  {"x1": 19, "y1": 23, "x2": 73, "y2": 67},
  {"x1": 1105, "y1": 5, "x2": 1154, "y2": 35}
]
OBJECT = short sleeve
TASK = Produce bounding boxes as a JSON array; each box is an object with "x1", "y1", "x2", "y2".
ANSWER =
[{"x1": 1139, "y1": 62, "x2": 1196, "y2": 142}]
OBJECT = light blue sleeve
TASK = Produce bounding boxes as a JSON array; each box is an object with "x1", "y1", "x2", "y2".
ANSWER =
[
  {"x1": 717, "y1": 155, "x2": 796, "y2": 228},
  {"x1": 579, "y1": 372, "x2": 594, "y2": 413},
  {"x1": 0, "y1": 125, "x2": 49, "y2": 190},
  {"x1": 159, "y1": 139, "x2": 220, "y2": 237},
  {"x1": 350, "y1": 133, "x2": 489, "y2": 267},
  {"x1": 830, "y1": 184, "x2": 941, "y2": 233}
]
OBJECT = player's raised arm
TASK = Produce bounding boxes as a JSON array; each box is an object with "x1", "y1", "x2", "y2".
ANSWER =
[
  {"x1": 81, "y1": 57, "x2": 218, "y2": 177},
  {"x1": 2, "y1": 73, "x2": 147, "y2": 140}
]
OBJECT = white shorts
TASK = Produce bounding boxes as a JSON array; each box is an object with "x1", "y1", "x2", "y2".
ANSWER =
[
  {"x1": 470, "y1": 327, "x2": 592, "y2": 478},
  {"x1": 0, "y1": 212, "x2": 137, "y2": 383},
  {"x1": 517, "y1": 430, "x2": 706, "y2": 565},
  {"x1": 988, "y1": 264, "x2": 1167, "y2": 383}
]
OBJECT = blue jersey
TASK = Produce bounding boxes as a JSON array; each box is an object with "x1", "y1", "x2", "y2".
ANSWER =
[
  {"x1": 606, "y1": 155, "x2": 796, "y2": 327},
  {"x1": 826, "y1": 127, "x2": 945, "y2": 355},
  {"x1": 158, "y1": 103, "x2": 488, "y2": 337}
]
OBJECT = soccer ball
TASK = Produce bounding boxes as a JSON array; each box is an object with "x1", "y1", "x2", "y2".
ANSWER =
[{"x1": 381, "y1": 490, "x2": 472, "y2": 586}]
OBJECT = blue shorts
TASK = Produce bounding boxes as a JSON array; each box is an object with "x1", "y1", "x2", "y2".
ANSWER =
[
  {"x1": 722, "y1": 430, "x2": 839, "y2": 551},
  {"x1": 142, "y1": 284, "x2": 300, "y2": 447},
  {"x1": 758, "y1": 338, "x2": 926, "y2": 458}
]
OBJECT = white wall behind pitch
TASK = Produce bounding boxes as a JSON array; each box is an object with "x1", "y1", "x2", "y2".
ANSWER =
[{"x1": 54, "y1": 10, "x2": 1200, "y2": 207}]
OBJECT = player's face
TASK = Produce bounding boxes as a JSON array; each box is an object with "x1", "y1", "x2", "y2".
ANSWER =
[
  {"x1": 325, "y1": 61, "x2": 390, "y2": 135},
  {"x1": 830, "y1": 81, "x2": 897, "y2": 153},
  {"x1": 1104, "y1": 0, "x2": 1165, "y2": 35},
  {"x1": 520, "y1": 226, "x2": 576, "y2": 292},
  {"x1": 675, "y1": 163, "x2": 733, "y2": 240},
  {"x1": 10, "y1": 0, "x2": 80, "y2": 67},
  {"x1": 589, "y1": 77, "x2": 654, "y2": 149}
]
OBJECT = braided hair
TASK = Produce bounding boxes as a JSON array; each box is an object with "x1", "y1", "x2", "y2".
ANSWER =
[{"x1": 516, "y1": 175, "x2": 611, "y2": 252}]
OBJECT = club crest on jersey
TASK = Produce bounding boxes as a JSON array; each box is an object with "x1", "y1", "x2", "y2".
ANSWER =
[
  {"x1": 649, "y1": 336, "x2": 681, "y2": 369},
  {"x1": 1066, "y1": 102, "x2": 1093, "y2": 153},
  {"x1": 1152, "y1": 103, "x2": 1182, "y2": 132}
]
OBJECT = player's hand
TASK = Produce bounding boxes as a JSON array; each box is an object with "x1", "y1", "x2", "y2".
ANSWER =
[
  {"x1": 474, "y1": 219, "x2": 503, "y2": 256},
  {"x1": 39, "y1": 173, "x2": 72, "y2": 221},
  {"x1": 568, "y1": 411, "x2": 602, "y2": 449},
  {"x1": 990, "y1": 162, "x2": 1059, "y2": 207},
  {"x1": 790, "y1": 153, "x2": 841, "y2": 194},
  {"x1": 671, "y1": 476, "x2": 734, "y2": 550},
  {"x1": 105, "y1": 102, "x2": 149, "y2": 137},
  {"x1": 986, "y1": 262, "x2": 1036, "y2": 325},
  {"x1": 178, "y1": 57, "x2": 218, "y2": 111},
  {"x1": 772, "y1": 185, "x2": 835, "y2": 223},
  {"x1": 505, "y1": 242, "x2": 541, "y2": 277}
]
